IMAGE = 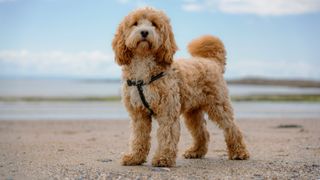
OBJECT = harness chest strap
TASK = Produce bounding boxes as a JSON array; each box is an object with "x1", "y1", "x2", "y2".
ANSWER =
[{"x1": 126, "y1": 72, "x2": 165, "y2": 116}]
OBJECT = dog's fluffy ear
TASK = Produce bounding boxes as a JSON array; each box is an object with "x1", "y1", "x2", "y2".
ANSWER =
[
  {"x1": 112, "y1": 22, "x2": 132, "y2": 66},
  {"x1": 155, "y1": 18, "x2": 178, "y2": 65}
]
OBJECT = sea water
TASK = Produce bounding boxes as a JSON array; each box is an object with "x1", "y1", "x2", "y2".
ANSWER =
[{"x1": 0, "y1": 79, "x2": 319, "y2": 120}]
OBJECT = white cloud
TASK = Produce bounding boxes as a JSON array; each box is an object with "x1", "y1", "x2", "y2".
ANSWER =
[
  {"x1": 0, "y1": 50, "x2": 121, "y2": 79},
  {"x1": 220, "y1": 0, "x2": 320, "y2": 15},
  {"x1": 182, "y1": 0, "x2": 320, "y2": 16},
  {"x1": 0, "y1": 50, "x2": 318, "y2": 80},
  {"x1": 182, "y1": 3, "x2": 205, "y2": 12}
]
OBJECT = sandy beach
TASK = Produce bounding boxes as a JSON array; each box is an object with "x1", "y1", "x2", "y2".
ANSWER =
[{"x1": 0, "y1": 118, "x2": 319, "y2": 179}]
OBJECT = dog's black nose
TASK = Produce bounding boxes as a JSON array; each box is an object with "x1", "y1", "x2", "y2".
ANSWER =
[{"x1": 140, "y1": 30, "x2": 149, "y2": 38}]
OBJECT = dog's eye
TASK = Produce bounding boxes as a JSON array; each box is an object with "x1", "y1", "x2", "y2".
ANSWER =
[
  {"x1": 132, "y1": 22, "x2": 138, "y2": 26},
  {"x1": 151, "y1": 21, "x2": 157, "y2": 28}
]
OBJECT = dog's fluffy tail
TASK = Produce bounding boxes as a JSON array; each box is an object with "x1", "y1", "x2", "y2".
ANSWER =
[{"x1": 188, "y1": 35, "x2": 226, "y2": 73}]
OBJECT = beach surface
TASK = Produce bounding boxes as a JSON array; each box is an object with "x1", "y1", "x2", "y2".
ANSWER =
[{"x1": 0, "y1": 118, "x2": 319, "y2": 179}]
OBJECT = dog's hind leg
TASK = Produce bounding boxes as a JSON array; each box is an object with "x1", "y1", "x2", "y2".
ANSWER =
[
  {"x1": 121, "y1": 111, "x2": 152, "y2": 166},
  {"x1": 183, "y1": 109, "x2": 209, "y2": 159},
  {"x1": 206, "y1": 98, "x2": 250, "y2": 160}
]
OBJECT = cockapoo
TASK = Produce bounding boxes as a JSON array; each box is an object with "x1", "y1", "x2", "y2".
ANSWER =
[{"x1": 112, "y1": 7, "x2": 249, "y2": 167}]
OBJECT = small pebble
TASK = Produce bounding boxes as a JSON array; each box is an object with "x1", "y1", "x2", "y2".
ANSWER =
[
  {"x1": 151, "y1": 167, "x2": 171, "y2": 172},
  {"x1": 276, "y1": 124, "x2": 302, "y2": 129},
  {"x1": 97, "y1": 159, "x2": 112, "y2": 163}
]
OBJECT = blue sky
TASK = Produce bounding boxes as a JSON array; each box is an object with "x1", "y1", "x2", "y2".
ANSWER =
[{"x1": 0, "y1": 0, "x2": 320, "y2": 80}]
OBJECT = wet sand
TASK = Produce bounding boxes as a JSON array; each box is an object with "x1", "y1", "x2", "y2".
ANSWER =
[{"x1": 0, "y1": 118, "x2": 319, "y2": 179}]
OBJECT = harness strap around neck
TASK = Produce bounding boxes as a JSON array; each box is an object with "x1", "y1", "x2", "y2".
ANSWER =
[{"x1": 126, "y1": 72, "x2": 165, "y2": 116}]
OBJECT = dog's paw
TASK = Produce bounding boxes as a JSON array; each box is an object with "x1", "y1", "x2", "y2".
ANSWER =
[
  {"x1": 152, "y1": 156, "x2": 175, "y2": 167},
  {"x1": 183, "y1": 149, "x2": 206, "y2": 159},
  {"x1": 229, "y1": 149, "x2": 250, "y2": 160},
  {"x1": 121, "y1": 153, "x2": 145, "y2": 166}
]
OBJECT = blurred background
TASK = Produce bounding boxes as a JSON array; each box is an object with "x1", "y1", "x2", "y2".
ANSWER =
[{"x1": 0, "y1": 0, "x2": 319, "y2": 120}]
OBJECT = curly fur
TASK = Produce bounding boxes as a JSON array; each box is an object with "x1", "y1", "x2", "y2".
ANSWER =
[{"x1": 112, "y1": 7, "x2": 250, "y2": 167}]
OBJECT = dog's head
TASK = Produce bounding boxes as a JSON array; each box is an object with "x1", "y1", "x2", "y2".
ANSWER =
[{"x1": 112, "y1": 7, "x2": 177, "y2": 66}]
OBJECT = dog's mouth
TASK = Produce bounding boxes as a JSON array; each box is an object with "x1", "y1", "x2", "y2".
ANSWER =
[
  {"x1": 139, "y1": 38, "x2": 149, "y2": 43},
  {"x1": 137, "y1": 39, "x2": 152, "y2": 49}
]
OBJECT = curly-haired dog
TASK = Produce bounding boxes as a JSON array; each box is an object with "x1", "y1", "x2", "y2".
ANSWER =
[{"x1": 112, "y1": 7, "x2": 249, "y2": 167}]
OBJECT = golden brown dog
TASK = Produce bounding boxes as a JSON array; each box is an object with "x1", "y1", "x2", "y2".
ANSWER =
[{"x1": 112, "y1": 7, "x2": 249, "y2": 167}]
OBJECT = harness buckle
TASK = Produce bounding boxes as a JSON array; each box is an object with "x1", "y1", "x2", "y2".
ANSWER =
[
  {"x1": 127, "y1": 80, "x2": 133, "y2": 86},
  {"x1": 136, "y1": 80, "x2": 144, "y2": 86}
]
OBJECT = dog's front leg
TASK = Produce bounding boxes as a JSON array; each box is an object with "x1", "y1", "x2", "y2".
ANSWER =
[
  {"x1": 121, "y1": 111, "x2": 152, "y2": 166},
  {"x1": 152, "y1": 112, "x2": 180, "y2": 167}
]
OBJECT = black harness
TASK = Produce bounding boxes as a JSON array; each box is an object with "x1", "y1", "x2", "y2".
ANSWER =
[{"x1": 127, "y1": 72, "x2": 165, "y2": 116}]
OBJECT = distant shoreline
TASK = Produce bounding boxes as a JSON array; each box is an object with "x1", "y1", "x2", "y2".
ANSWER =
[
  {"x1": 74, "y1": 78, "x2": 320, "y2": 88},
  {"x1": 1, "y1": 94, "x2": 320, "y2": 102},
  {"x1": 227, "y1": 78, "x2": 320, "y2": 88},
  {"x1": 1, "y1": 77, "x2": 320, "y2": 88},
  {"x1": 1, "y1": 78, "x2": 320, "y2": 102}
]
